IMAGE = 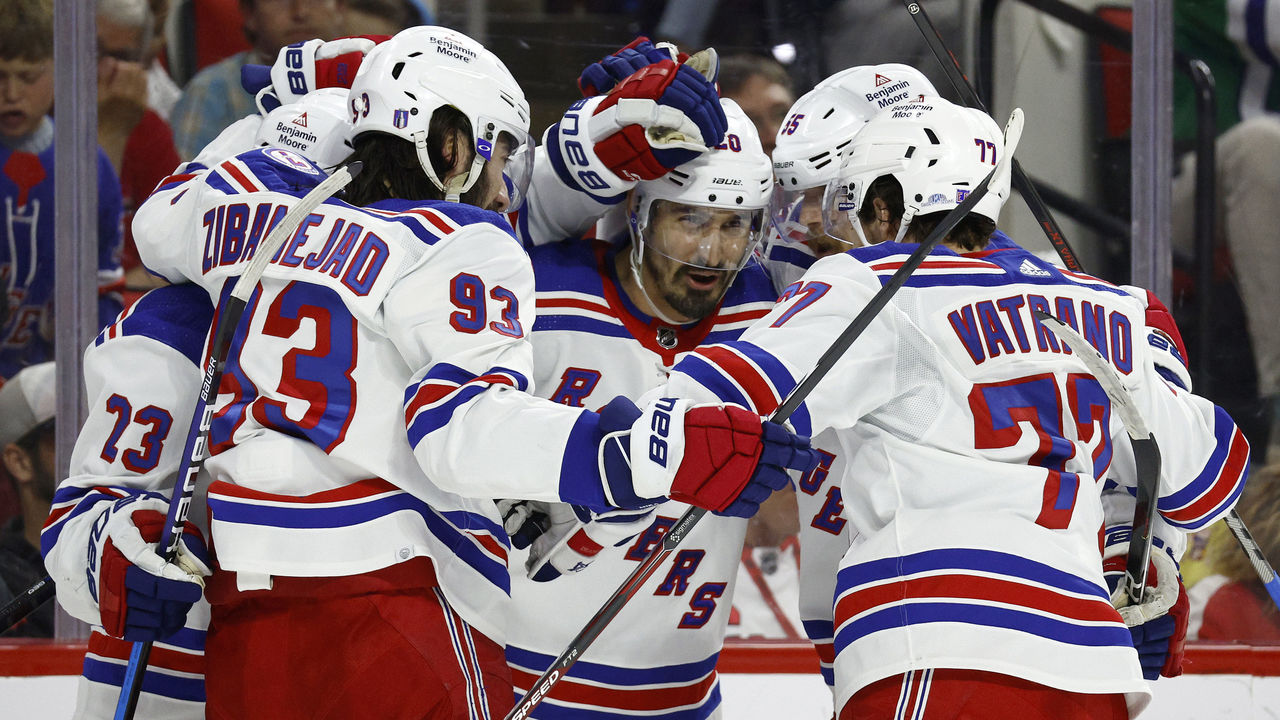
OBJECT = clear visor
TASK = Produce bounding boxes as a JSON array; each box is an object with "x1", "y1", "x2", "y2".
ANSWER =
[
  {"x1": 636, "y1": 199, "x2": 765, "y2": 272},
  {"x1": 820, "y1": 178, "x2": 865, "y2": 247},
  {"x1": 769, "y1": 184, "x2": 836, "y2": 247},
  {"x1": 478, "y1": 122, "x2": 535, "y2": 212}
]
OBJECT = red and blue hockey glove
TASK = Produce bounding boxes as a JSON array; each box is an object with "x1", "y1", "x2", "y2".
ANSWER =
[
  {"x1": 1103, "y1": 536, "x2": 1189, "y2": 680},
  {"x1": 578, "y1": 36, "x2": 687, "y2": 97},
  {"x1": 545, "y1": 50, "x2": 726, "y2": 201},
  {"x1": 596, "y1": 396, "x2": 819, "y2": 518},
  {"x1": 1123, "y1": 285, "x2": 1191, "y2": 391},
  {"x1": 242, "y1": 36, "x2": 388, "y2": 113},
  {"x1": 591, "y1": 54, "x2": 726, "y2": 182},
  {"x1": 88, "y1": 496, "x2": 211, "y2": 642}
]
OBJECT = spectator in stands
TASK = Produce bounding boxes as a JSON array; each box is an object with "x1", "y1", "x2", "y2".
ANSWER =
[
  {"x1": 0, "y1": 362, "x2": 56, "y2": 638},
  {"x1": 343, "y1": 0, "x2": 430, "y2": 37},
  {"x1": 1194, "y1": 464, "x2": 1280, "y2": 643},
  {"x1": 0, "y1": 0, "x2": 124, "y2": 381},
  {"x1": 168, "y1": 0, "x2": 346, "y2": 158},
  {"x1": 143, "y1": 0, "x2": 182, "y2": 118},
  {"x1": 718, "y1": 54, "x2": 794, "y2": 157},
  {"x1": 97, "y1": 0, "x2": 182, "y2": 301},
  {"x1": 1172, "y1": 0, "x2": 1280, "y2": 464}
]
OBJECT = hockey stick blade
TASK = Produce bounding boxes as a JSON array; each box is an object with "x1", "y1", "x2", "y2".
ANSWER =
[
  {"x1": 901, "y1": 0, "x2": 1085, "y2": 273},
  {"x1": 114, "y1": 160, "x2": 362, "y2": 720},
  {"x1": 1033, "y1": 310, "x2": 1161, "y2": 605},
  {"x1": 507, "y1": 112, "x2": 1022, "y2": 720},
  {"x1": 0, "y1": 574, "x2": 54, "y2": 635}
]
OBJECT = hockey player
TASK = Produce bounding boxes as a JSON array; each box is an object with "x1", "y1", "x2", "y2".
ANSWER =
[
  {"x1": 41, "y1": 284, "x2": 214, "y2": 719},
  {"x1": 38, "y1": 88, "x2": 356, "y2": 720},
  {"x1": 767, "y1": 63, "x2": 938, "y2": 289},
  {"x1": 650, "y1": 98, "x2": 1248, "y2": 719},
  {"x1": 766, "y1": 62, "x2": 939, "y2": 691},
  {"x1": 506, "y1": 100, "x2": 777, "y2": 718},
  {"x1": 124, "y1": 26, "x2": 815, "y2": 718}
]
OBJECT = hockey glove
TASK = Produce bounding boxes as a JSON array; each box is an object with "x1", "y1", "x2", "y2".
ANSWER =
[
  {"x1": 88, "y1": 496, "x2": 211, "y2": 642},
  {"x1": 578, "y1": 36, "x2": 687, "y2": 97},
  {"x1": 1102, "y1": 536, "x2": 1189, "y2": 680},
  {"x1": 545, "y1": 50, "x2": 726, "y2": 201},
  {"x1": 523, "y1": 503, "x2": 657, "y2": 582},
  {"x1": 597, "y1": 396, "x2": 819, "y2": 518},
  {"x1": 1122, "y1": 285, "x2": 1192, "y2": 391},
  {"x1": 242, "y1": 36, "x2": 387, "y2": 114}
]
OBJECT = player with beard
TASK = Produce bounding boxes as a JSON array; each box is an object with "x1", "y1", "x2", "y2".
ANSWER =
[{"x1": 504, "y1": 99, "x2": 778, "y2": 719}]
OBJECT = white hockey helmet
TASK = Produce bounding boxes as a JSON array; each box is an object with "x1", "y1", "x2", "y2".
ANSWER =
[
  {"x1": 821, "y1": 98, "x2": 1014, "y2": 246},
  {"x1": 346, "y1": 26, "x2": 534, "y2": 208},
  {"x1": 254, "y1": 88, "x2": 354, "y2": 168},
  {"x1": 771, "y1": 64, "x2": 937, "y2": 247},
  {"x1": 627, "y1": 98, "x2": 773, "y2": 274}
]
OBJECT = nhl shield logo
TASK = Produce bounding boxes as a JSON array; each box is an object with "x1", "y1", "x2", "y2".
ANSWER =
[{"x1": 393, "y1": 109, "x2": 410, "y2": 129}]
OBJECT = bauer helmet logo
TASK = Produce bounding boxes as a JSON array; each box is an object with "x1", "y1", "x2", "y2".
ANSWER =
[{"x1": 393, "y1": 109, "x2": 409, "y2": 129}]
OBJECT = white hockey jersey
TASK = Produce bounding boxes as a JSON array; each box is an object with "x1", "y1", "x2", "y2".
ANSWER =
[
  {"x1": 42, "y1": 284, "x2": 215, "y2": 719},
  {"x1": 131, "y1": 148, "x2": 632, "y2": 645},
  {"x1": 507, "y1": 239, "x2": 777, "y2": 719},
  {"x1": 657, "y1": 233, "x2": 1250, "y2": 717}
]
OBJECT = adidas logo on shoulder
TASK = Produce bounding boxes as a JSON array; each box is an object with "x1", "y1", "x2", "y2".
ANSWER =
[{"x1": 1018, "y1": 258, "x2": 1052, "y2": 277}]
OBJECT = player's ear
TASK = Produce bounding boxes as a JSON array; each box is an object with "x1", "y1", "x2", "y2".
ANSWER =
[{"x1": 440, "y1": 128, "x2": 474, "y2": 183}]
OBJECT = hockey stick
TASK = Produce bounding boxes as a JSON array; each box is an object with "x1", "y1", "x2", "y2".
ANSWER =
[
  {"x1": 0, "y1": 575, "x2": 54, "y2": 635},
  {"x1": 1033, "y1": 311, "x2": 1280, "y2": 614},
  {"x1": 114, "y1": 160, "x2": 363, "y2": 720},
  {"x1": 900, "y1": 0, "x2": 1086, "y2": 275},
  {"x1": 1033, "y1": 311, "x2": 1162, "y2": 604},
  {"x1": 1222, "y1": 511, "x2": 1280, "y2": 611},
  {"x1": 506, "y1": 110, "x2": 1024, "y2": 720}
]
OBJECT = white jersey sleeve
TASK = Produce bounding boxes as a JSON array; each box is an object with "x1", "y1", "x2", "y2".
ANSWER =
[
  {"x1": 509, "y1": 123, "x2": 625, "y2": 246},
  {"x1": 390, "y1": 223, "x2": 607, "y2": 504}
]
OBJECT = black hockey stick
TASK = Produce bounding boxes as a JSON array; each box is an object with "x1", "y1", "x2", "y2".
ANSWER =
[
  {"x1": 505, "y1": 111, "x2": 1024, "y2": 720},
  {"x1": 114, "y1": 161, "x2": 362, "y2": 720},
  {"x1": 901, "y1": 0, "x2": 1086, "y2": 275},
  {"x1": 0, "y1": 574, "x2": 54, "y2": 635}
]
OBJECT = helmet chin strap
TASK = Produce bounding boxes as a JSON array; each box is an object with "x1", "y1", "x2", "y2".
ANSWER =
[
  {"x1": 413, "y1": 130, "x2": 487, "y2": 202},
  {"x1": 893, "y1": 207, "x2": 917, "y2": 244}
]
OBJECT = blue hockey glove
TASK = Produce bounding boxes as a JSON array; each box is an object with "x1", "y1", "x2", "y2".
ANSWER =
[
  {"x1": 578, "y1": 36, "x2": 685, "y2": 97},
  {"x1": 89, "y1": 496, "x2": 210, "y2": 642},
  {"x1": 1102, "y1": 534, "x2": 1189, "y2": 680}
]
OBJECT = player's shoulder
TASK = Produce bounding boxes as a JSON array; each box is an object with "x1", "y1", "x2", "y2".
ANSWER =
[
  {"x1": 528, "y1": 238, "x2": 606, "y2": 292},
  {"x1": 723, "y1": 258, "x2": 779, "y2": 305},
  {"x1": 213, "y1": 146, "x2": 330, "y2": 194},
  {"x1": 360, "y1": 198, "x2": 519, "y2": 249},
  {"x1": 93, "y1": 284, "x2": 214, "y2": 368}
]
